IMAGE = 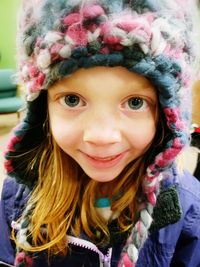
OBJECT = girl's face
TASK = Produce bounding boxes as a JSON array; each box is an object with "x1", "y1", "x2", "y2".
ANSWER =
[{"x1": 48, "y1": 66, "x2": 157, "y2": 182}]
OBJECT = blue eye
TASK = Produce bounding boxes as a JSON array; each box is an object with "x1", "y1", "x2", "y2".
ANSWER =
[
  {"x1": 128, "y1": 97, "x2": 146, "y2": 110},
  {"x1": 64, "y1": 95, "x2": 80, "y2": 107}
]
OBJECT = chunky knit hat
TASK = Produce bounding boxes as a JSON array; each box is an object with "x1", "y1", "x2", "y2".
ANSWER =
[{"x1": 4, "y1": 0, "x2": 199, "y2": 266}]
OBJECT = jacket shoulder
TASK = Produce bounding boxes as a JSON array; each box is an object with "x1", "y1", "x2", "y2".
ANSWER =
[
  {"x1": 177, "y1": 171, "x2": 200, "y2": 235},
  {"x1": 178, "y1": 170, "x2": 200, "y2": 213},
  {"x1": 178, "y1": 170, "x2": 200, "y2": 199},
  {"x1": 1, "y1": 177, "x2": 30, "y2": 225}
]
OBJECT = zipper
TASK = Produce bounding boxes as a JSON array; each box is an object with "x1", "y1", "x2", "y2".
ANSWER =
[
  {"x1": 67, "y1": 235, "x2": 112, "y2": 267},
  {"x1": 11, "y1": 222, "x2": 113, "y2": 267}
]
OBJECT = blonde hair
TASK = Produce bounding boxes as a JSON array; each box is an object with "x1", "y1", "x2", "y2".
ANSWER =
[{"x1": 14, "y1": 136, "x2": 144, "y2": 255}]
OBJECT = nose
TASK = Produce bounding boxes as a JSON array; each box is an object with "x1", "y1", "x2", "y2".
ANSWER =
[{"x1": 83, "y1": 116, "x2": 122, "y2": 145}]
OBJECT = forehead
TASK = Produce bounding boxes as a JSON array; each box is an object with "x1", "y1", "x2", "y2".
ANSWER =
[{"x1": 50, "y1": 66, "x2": 156, "y2": 92}]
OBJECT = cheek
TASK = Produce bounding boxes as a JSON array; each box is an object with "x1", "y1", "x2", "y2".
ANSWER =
[
  {"x1": 49, "y1": 114, "x2": 81, "y2": 150},
  {"x1": 128, "y1": 118, "x2": 156, "y2": 150}
]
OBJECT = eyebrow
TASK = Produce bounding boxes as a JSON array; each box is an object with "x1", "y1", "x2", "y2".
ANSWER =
[
  {"x1": 49, "y1": 78, "x2": 157, "y2": 99},
  {"x1": 126, "y1": 83, "x2": 156, "y2": 96}
]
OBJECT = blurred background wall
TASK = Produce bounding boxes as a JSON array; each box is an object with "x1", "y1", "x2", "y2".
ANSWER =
[{"x1": 0, "y1": 0, "x2": 21, "y2": 69}]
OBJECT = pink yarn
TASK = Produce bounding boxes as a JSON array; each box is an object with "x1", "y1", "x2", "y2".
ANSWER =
[
  {"x1": 100, "y1": 21, "x2": 112, "y2": 36},
  {"x1": 15, "y1": 252, "x2": 33, "y2": 267},
  {"x1": 164, "y1": 45, "x2": 183, "y2": 60},
  {"x1": 4, "y1": 160, "x2": 14, "y2": 173},
  {"x1": 6, "y1": 136, "x2": 22, "y2": 151},
  {"x1": 104, "y1": 35, "x2": 122, "y2": 45},
  {"x1": 163, "y1": 149, "x2": 179, "y2": 161},
  {"x1": 35, "y1": 37, "x2": 43, "y2": 48},
  {"x1": 155, "y1": 146, "x2": 181, "y2": 168},
  {"x1": 143, "y1": 184, "x2": 158, "y2": 194},
  {"x1": 50, "y1": 43, "x2": 64, "y2": 61},
  {"x1": 28, "y1": 65, "x2": 39, "y2": 78},
  {"x1": 116, "y1": 17, "x2": 151, "y2": 35},
  {"x1": 67, "y1": 24, "x2": 88, "y2": 46},
  {"x1": 144, "y1": 13, "x2": 155, "y2": 24},
  {"x1": 173, "y1": 137, "x2": 183, "y2": 148},
  {"x1": 101, "y1": 22, "x2": 122, "y2": 46},
  {"x1": 15, "y1": 252, "x2": 26, "y2": 263},
  {"x1": 27, "y1": 72, "x2": 45, "y2": 93},
  {"x1": 27, "y1": 81, "x2": 36, "y2": 93},
  {"x1": 100, "y1": 46, "x2": 110, "y2": 54},
  {"x1": 179, "y1": 71, "x2": 191, "y2": 87},
  {"x1": 117, "y1": 17, "x2": 140, "y2": 32},
  {"x1": 120, "y1": 253, "x2": 135, "y2": 267},
  {"x1": 137, "y1": 221, "x2": 141, "y2": 238},
  {"x1": 82, "y1": 5, "x2": 105, "y2": 19},
  {"x1": 164, "y1": 107, "x2": 185, "y2": 130},
  {"x1": 36, "y1": 72, "x2": 45, "y2": 87},
  {"x1": 147, "y1": 192, "x2": 156, "y2": 206},
  {"x1": 87, "y1": 23, "x2": 98, "y2": 32},
  {"x1": 175, "y1": 121, "x2": 184, "y2": 130},
  {"x1": 164, "y1": 107, "x2": 180, "y2": 123},
  {"x1": 63, "y1": 13, "x2": 81, "y2": 26}
]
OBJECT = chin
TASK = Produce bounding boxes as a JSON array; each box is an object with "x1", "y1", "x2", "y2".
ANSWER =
[{"x1": 83, "y1": 170, "x2": 119, "y2": 183}]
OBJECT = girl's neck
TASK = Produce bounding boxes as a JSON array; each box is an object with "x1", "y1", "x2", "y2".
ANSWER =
[{"x1": 97, "y1": 181, "x2": 117, "y2": 198}]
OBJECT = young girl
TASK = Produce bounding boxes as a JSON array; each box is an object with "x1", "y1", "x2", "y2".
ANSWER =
[{"x1": 1, "y1": 0, "x2": 200, "y2": 266}]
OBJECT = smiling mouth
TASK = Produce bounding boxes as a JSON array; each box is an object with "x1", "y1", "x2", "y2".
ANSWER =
[
  {"x1": 81, "y1": 151, "x2": 128, "y2": 169},
  {"x1": 87, "y1": 154, "x2": 121, "y2": 161}
]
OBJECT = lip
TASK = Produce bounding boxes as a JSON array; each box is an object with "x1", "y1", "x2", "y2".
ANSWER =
[{"x1": 80, "y1": 151, "x2": 128, "y2": 169}]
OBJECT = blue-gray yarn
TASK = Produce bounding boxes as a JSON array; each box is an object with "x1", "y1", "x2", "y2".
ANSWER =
[
  {"x1": 154, "y1": 55, "x2": 182, "y2": 74},
  {"x1": 79, "y1": 53, "x2": 124, "y2": 68},
  {"x1": 72, "y1": 48, "x2": 89, "y2": 58},
  {"x1": 59, "y1": 59, "x2": 78, "y2": 76},
  {"x1": 129, "y1": 57, "x2": 181, "y2": 107}
]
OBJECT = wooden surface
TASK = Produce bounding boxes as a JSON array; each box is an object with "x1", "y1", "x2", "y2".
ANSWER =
[{"x1": 192, "y1": 80, "x2": 200, "y2": 125}]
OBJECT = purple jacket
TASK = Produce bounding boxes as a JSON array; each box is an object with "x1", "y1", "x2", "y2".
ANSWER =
[{"x1": 1, "y1": 171, "x2": 200, "y2": 267}]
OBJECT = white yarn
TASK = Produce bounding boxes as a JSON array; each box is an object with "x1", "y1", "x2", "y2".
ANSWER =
[
  {"x1": 11, "y1": 220, "x2": 21, "y2": 231},
  {"x1": 17, "y1": 227, "x2": 31, "y2": 248},
  {"x1": 140, "y1": 209, "x2": 153, "y2": 228},
  {"x1": 26, "y1": 92, "x2": 40, "y2": 102},
  {"x1": 59, "y1": 45, "x2": 72, "y2": 58},
  {"x1": 128, "y1": 30, "x2": 148, "y2": 44},
  {"x1": 64, "y1": 35, "x2": 75, "y2": 46},
  {"x1": 87, "y1": 28, "x2": 101, "y2": 42},
  {"x1": 151, "y1": 27, "x2": 167, "y2": 56},
  {"x1": 44, "y1": 31, "x2": 63, "y2": 44},
  {"x1": 120, "y1": 37, "x2": 133, "y2": 47},
  {"x1": 147, "y1": 203, "x2": 154, "y2": 214},
  {"x1": 127, "y1": 244, "x2": 139, "y2": 263},
  {"x1": 143, "y1": 175, "x2": 159, "y2": 188},
  {"x1": 21, "y1": 65, "x2": 29, "y2": 79},
  {"x1": 37, "y1": 49, "x2": 51, "y2": 69},
  {"x1": 112, "y1": 27, "x2": 127, "y2": 39},
  {"x1": 146, "y1": 168, "x2": 154, "y2": 177}
]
